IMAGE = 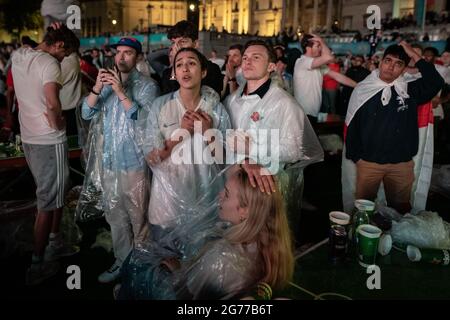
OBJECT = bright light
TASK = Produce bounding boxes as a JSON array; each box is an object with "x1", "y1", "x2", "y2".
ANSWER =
[
  {"x1": 34, "y1": 31, "x2": 38, "y2": 35},
  {"x1": 112, "y1": 19, "x2": 117, "y2": 25},
  {"x1": 189, "y1": 4, "x2": 195, "y2": 11}
]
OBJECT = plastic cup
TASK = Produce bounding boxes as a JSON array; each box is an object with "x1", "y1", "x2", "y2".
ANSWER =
[
  {"x1": 329, "y1": 211, "x2": 350, "y2": 263},
  {"x1": 354, "y1": 199, "x2": 375, "y2": 217},
  {"x1": 329, "y1": 211, "x2": 351, "y2": 226},
  {"x1": 356, "y1": 224, "x2": 382, "y2": 267},
  {"x1": 378, "y1": 233, "x2": 392, "y2": 256}
]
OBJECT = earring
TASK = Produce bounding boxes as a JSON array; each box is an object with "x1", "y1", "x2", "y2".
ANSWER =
[{"x1": 239, "y1": 216, "x2": 246, "y2": 223}]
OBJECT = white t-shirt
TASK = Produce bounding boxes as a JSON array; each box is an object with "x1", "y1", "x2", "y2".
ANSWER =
[
  {"x1": 432, "y1": 64, "x2": 450, "y2": 120},
  {"x1": 60, "y1": 52, "x2": 81, "y2": 111},
  {"x1": 293, "y1": 55, "x2": 329, "y2": 117},
  {"x1": 435, "y1": 64, "x2": 450, "y2": 84},
  {"x1": 12, "y1": 47, "x2": 65, "y2": 144},
  {"x1": 209, "y1": 57, "x2": 225, "y2": 69}
]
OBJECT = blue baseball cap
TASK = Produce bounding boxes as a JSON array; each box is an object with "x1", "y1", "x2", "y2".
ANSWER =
[{"x1": 110, "y1": 37, "x2": 142, "y2": 53}]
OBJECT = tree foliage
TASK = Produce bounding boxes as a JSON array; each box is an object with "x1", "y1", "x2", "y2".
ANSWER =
[{"x1": 0, "y1": 0, "x2": 43, "y2": 35}]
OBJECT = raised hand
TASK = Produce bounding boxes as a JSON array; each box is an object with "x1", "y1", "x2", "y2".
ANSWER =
[
  {"x1": 103, "y1": 68, "x2": 125, "y2": 95},
  {"x1": 399, "y1": 41, "x2": 422, "y2": 63}
]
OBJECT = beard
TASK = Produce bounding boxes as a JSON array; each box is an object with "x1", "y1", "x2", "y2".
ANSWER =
[{"x1": 117, "y1": 61, "x2": 134, "y2": 73}]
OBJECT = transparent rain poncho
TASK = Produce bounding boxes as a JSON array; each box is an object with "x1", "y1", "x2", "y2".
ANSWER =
[
  {"x1": 75, "y1": 106, "x2": 105, "y2": 222},
  {"x1": 77, "y1": 69, "x2": 159, "y2": 262},
  {"x1": 136, "y1": 85, "x2": 231, "y2": 229},
  {"x1": 224, "y1": 80, "x2": 324, "y2": 233},
  {"x1": 117, "y1": 168, "x2": 260, "y2": 300}
]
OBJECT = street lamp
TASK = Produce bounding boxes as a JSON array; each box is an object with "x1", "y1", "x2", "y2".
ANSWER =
[
  {"x1": 147, "y1": 4, "x2": 153, "y2": 32},
  {"x1": 272, "y1": 7, "x2": 279, "y2": 36},
  {"x1": 189, "y1": 4, "x2": 196, "y2": 12},
  {"x1": 202, "y1": 0, "x2": 207, "y2": 31},
  {"x1": 147, "y1": 3, "x2": 153, "y2": 53},
  {"x1": 112, "y1": 19, "x2": 117, "y2": 34},
  {"x1": 297, "y1": 26, "x2": 303, "y2": 39}
]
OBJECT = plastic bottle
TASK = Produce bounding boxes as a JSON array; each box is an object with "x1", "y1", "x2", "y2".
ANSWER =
[
  {"x1": 407, "y1": 246, "x2": 450, "y2": 266},
  {"x1": 351, "y1": 209, "x2": 369, "y2": 251}
]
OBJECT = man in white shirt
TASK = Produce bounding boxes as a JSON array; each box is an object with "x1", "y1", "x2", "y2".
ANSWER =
[
  {"x1": 225, "y1": 40, "x2": 323, "y2": 242},
  {"x1": 293, "y1": 34, "x2": 356, "y2": 121},
  {"x1": 221, "y1": 44, "x2": 244, "y2": 100},
  {"x1": 209, "y1": 49, "x2": 225, "y2": 69},
  {"x1": 423, "y1": 47, "x2": 450, "y2": 120},
  {"x1": 60, "y1": 51, "x2": 82, "y2": 135},
  {"x1": 12, "y1": 24, "x2": 80, "y2": 285}
]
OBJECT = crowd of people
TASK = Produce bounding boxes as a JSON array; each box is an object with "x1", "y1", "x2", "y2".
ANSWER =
[{"x1": 0, "y1": 18, "x2": 449, "y2": 299}]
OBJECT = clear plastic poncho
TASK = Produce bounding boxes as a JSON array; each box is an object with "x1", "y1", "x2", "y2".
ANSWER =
[
  {"x1": 76, "y1": 69, "x2": 159, "y2": 257},
  {"x1": 136, "y1": 85, "x2": 231, "y2": 229},
  {"x1": 117, "y1": 167, "x2": 260, "y2": 300},
  {"x1": 224, "y1": 81, "x2": 324, "y2": 233}
]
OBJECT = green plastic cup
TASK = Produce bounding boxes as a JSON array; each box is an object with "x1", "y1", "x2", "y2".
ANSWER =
[{"x1": 356, "y1": 224, "x2": 382, "y2": 267}]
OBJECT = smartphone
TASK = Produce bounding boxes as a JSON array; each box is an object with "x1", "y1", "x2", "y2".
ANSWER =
[{"x1": 100, "y1": 69, "x2": 112, "y2": 83}]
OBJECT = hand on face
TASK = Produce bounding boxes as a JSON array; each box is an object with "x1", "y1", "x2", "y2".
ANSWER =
[
  {"x1": 226, "y1": 61, "x2": 237, "y2": 78},
  {"x1": 169, "y1": 42, "x2": 181, "y2": 66}
]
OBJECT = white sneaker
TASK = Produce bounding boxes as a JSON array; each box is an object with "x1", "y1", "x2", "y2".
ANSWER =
[
  {"x1": 98, "y1": 261, "x2": 121, "y2": 283},
  {"x1": 26, "y1": 261, "x2": 60, "y2": 286},
  {"x1": 44, "y1": 241, "x2": 80, "y2": 261}
]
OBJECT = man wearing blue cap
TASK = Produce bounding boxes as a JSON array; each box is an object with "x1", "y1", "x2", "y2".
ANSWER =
[{"x1": 82, "y1": 37, "x2": 160, "y2": 283}]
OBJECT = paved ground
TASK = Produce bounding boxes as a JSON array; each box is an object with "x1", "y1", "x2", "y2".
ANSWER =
[{"x1": 1, "y1": 149, "x2": 449, "y2": 300}]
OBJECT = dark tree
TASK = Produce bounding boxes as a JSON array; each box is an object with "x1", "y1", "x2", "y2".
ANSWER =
[{"x1": 0, "y1": 0, "x2": 42, "y2": 37}]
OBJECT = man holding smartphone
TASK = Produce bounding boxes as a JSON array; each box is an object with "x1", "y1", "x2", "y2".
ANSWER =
[{"x1": 82, "y1": 37, "x2": 160, "y2": 283}]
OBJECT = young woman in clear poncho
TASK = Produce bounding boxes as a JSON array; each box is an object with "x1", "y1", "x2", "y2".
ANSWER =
[
  {"x1": 117, "y1": 167, "x2": 295, "y2": 300},
  {"x1": 136, "y1": 48, "x2": 231, "y2": 230}
]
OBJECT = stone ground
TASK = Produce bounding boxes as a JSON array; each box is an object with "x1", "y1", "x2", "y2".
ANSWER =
[{"x1": 1, "y1": 146, "x2": 449, "y2": 300}]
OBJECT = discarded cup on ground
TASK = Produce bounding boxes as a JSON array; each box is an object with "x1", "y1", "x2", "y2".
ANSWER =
[
  {"x1": 354, "y1": 199, "x2": 375, "y2": 217},
  {"x1": 407, "y1": 245, "x2": 450, "y2": 266},
  {"x1": 378, "y1": 233, "x2": 392, "y2": 256},
  {"x1": 357, "y1": 224, "x2": 382, "y2": 267}
]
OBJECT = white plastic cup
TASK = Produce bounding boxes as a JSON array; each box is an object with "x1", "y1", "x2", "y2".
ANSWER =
[
  {"x1": 329, "y1": 211, "x2": 351, "y2": 226},
  {"x1": 354, "y1": 199, "x2": 375, "y2": 216},
  {"x1": 378, "y1": 233, "x2": 392, "y2": 256}
]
